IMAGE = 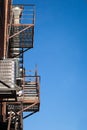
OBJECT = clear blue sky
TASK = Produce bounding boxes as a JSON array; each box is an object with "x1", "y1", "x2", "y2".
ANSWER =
[{"x1": 13, "y1": 0, "x2": 87, "y2": 130}]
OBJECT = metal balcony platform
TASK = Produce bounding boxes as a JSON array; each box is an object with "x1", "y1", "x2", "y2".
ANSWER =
[
  {"x1": 9, "y1": 25, "x2": 34, "y2": 49},
  {"x1": 8, "y1": 4, "x2": 35, "y2": 52},
  {"x1": 7, "y1": 74, "x2": 40, "y2": 112},
  {"x1": 7, "y1": 101, "x2": 40, "y2": 112}
]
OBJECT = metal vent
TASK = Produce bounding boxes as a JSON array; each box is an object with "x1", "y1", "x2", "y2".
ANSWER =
[{"x1": 0, "y1": 59, "x2": 16, "y2": 89}]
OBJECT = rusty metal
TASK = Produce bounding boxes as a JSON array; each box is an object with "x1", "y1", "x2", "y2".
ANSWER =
[
  {"x1": 0, "y1": 0, "x2": 5, "y2": 59},
  {"x1": 0, "y1": 1, "x2": 40, "y2": 130},
  {"x1": 3, "y1": 0, "x2": 8, "y2": 58},
  {"x1": 17, "y1": 101, "x2": 39, "y2": 114},
  {"x1": 8, "y1": 24, "x2": 34, "y2": 39},
  {"x1": 2, "y1": 102, "x2": 6, "y2": 122},
  {"x1": 6, "y1": 101, "x2": 39, "y2": 121},
  {"x1": 7, "y1": 111, "x2": 12, "y2": 130}
]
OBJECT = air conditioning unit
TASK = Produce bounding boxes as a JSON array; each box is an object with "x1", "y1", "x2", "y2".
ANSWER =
[{"x1": 0, "y1": 59, "x2": 16, "y2": 89}]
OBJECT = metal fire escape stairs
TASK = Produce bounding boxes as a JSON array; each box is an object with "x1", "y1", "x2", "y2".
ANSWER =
[{"x1": 0, "y1": 3, "x2": 40, "y2": 130}]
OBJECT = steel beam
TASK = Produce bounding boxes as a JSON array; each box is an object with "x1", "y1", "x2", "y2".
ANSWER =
[{"x1": 3, "y1": 0, "x2": 9, "y2": 58}]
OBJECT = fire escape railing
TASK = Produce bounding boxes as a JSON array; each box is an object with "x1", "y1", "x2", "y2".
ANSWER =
[{"x1": 0, "y1": 2, "x2": 40, "y2": 130}]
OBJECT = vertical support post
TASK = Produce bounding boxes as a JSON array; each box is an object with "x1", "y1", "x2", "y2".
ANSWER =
[
  {"x1": 20, "y1": 112, "x2": 23, "y2": 130},
  {"x1": 7, "y1": 111, "x2": 12, "y2": 130},
  {"x1": 2, "y1": 102, "x2": 6, "y2": 122},
  {"x1": 15, "y1": 122, "x2": 18, "y2": 130},
  {"x1": 3, "y1": 0, "x2": 8, "y2": 58}
]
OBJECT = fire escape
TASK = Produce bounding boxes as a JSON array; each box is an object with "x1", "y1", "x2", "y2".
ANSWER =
[{"x1": 0, "y1": 0, "x2": 40, "y2": 130}]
